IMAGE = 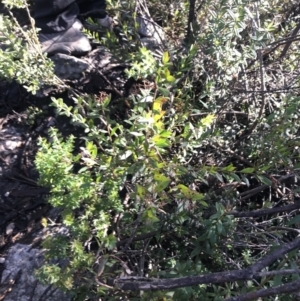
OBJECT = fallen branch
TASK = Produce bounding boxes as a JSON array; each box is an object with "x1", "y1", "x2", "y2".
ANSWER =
[
  {"x1": 185, "y1": 0, "x2": 196, "y2": 44},
  {"x1": 114, "y1": 237, "x2": 300, "y2": 291},
  {"x1": 116, "y1": 231, "x2": 157, "y2": 248},
  {"x1": 227, "y1": 201, "x2": 300, "y2": 218},
  {"x1": 225, "y1": 278, "x2": 300, "y2": 301},
  {"x1": 257, "y1": 269, "x2": 300, "y2": 278},
  {"x1": 280, "y1": 22, "x2": 300, "y2": 59}
]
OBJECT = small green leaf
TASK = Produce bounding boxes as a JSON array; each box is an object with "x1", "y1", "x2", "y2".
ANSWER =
[
  {"x1": 200, "y1": 114, "x2": 216, "y2": 127},
  {"x1": 197, "y1": 233, "x2": 208, "y2": 241},
  {"x1": 200, "y1": 200, "x2": 208, "y2": 207},
  {"x1": 217, "y1": 221, "x2": 223, "y2": 235},
  {"x1": 177, "y1": 184, "x2": 191, "y2": 195},
  {"x1": 287, "y1": 249, "x2": 299, "y2": 259},
  {"x1": 216, "y1": 173, "x2": 223, "y2": 182},
  {"x1": 119, "y1": 150, "x2": 132, "y2": 160},
  {"x1": 240, "y1": 167, "x2": 255, "y2": 174},
  {"x1": 103, "y1": 234, "x2": 117, "y2": 250},
  {"x1": 177, "y1": 184, "x2": 206, "y2": 204},
  {"x1": 209, "y1": 232, "x2": 216, "y2": 245},
  {"x1": 257, "y1": 175, "x2": 272, "y2": 186},
  {"x1": 190, "y1": 245, "x2": 201, "y2": 258},
  {"x1": 158, "y1": 87, "x2": 171, "y2": 96},
  {"x1": 259, "y1": 165, "x2": 271, "y2": 172},
  {"x1": 103, "y1": 95, "x2": 111, "y2": 107},
  {"x1": 154, "y1": 173, "x2": 170, "y2": 192},
  {"x1": 159, "y1": 130, "x2": 172, "y2": 138},
  {"x1": 288, "y1": 215, "x2": 300, "y2": 225},
  {"x1": 222, "y1": 164, "x2": 236, "y2": 172},
  {"x1": 166, "y1": 75, "x2": 176, "y2": 82},
  {"x1": 162, "y1": 51, "x2": 170, "y2": 64},
  {"x1": 191, "y1": 192, "x2": 205, "y2": 202},
  {"x1": 273, "y1": 274, "x2": 283, "y2": 287},
  {"x1": 143, "y1": 207, "x2": 159, "y2": 223},
  {"x1": 130, "y1": 131, "x2": 143, "y2": 136},
  {"x1": 152, "y1": 135, "x2": 170, "y2": 148},
  {"x1": 231, "y1": 173, "x2": 241, "y2": 182},
  {"x1": 136, "y1": 184, "x2": 146, "y2": 199}
]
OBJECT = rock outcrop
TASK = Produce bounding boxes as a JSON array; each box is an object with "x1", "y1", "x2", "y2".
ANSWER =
[{"x1": 0, "y1": 243, "x2": 70, "y2": 301}]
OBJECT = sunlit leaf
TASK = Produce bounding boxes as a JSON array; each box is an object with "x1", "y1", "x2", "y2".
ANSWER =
[
  {"x1": 177, "y1": 184, "x2": 206, "y2": 204},
  {"x1": 166, "y1": 75, "x2": 176, "y2": 82},
  {"x1": 154, "y1": 111, "x2": 165, "y2": 122},
  {"x1": 162, "y1": 51, "x2": 170, "y2": 64},
  {"x1": 130, "y1": 131, "x2": 144, "y2": 136},
  {"x1": 200, "y1": 114, "x2": 216, "y2": 127},
  {"x1": 222, "y1": 164, "x2": 236, "y2": 172},
  {"x1": 136, "y1": 184, "x2": 146, "y2": 199},
  {"x1": 159, "y1": 131, "x2": 172, "y2": 138},
  {"x1": 152, "y1": 135, "x2": 170, "y2": 148},
  {"x1": 154, "y1": 173, "x2": 170, "y2": 192},
  {"x1": 153, "y1": 96, "x2": 167, "y2": 113},
  {"x1": 143, "y1": 207, "x2": 160, "y2": 223},
  {"x1": 81, "y1": 157, "x2": 98, "y2": 166},
  {"x1": 119, "y1": 150, "x2": 132, "y2": 160},
  {"x1": 41, "y1": 217, "x2": 48, "y2": 228}
]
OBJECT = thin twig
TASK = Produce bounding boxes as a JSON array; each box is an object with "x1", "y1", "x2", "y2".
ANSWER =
[
  {"x1": 121, "y1": 214, "x2": 142, "y2": 252},
  {"x1": 117, "y1": 230, "x2": 157, "y2": 247},
  {"x1": 233, "y1": 85, "x2": 300, "y2": 93},
  {"x1": 191, "y1": 111, "x2": 250, "y2": 116},
  {"x1": 280, "y1": 22, "x2": 300, "y2": 58},
  {"x1": 227, "y1": 201, "x2": 300, "y2": 218},
  {"x1": 225, "y1": 278, "x2": 300, "y2": 301},
  {"x1": 185, "y1": 0, "x2": 196, "y2": 44},
  {"x1": 238, "y1": 3, "x2": 265, "y2": 142}
]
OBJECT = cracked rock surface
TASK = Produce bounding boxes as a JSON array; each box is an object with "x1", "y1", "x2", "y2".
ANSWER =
[{"x1": 0, "y1": 243, "x2": 70, "y2": 301}]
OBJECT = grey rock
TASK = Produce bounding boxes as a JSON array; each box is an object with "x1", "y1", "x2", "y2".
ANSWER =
[
  {"x1": 137, "y1": 16, "x2": 165, "y2": 50},
  {"x1": 85, "y1": 46, "x2": 114, "y2": 69},
  {"x1": 1, "y1": 243, "x2": 71, "y2": 301},
  {"x1": 0, "y1": 126, "x2": 25, "y2": 176},
  {"x1": 137, "y1": 16, "x2": 164, "y2": 38},
  {"x1": 140, "y1": 37, "x2": 162, "y2": 50},
  {"x1": 36, "y1": 46, "x2": 123, "y2": 97},
  {"x1": 51, "y1": 53, "x2": 90, "y2": 80},
  {"x1": 50, "y1": 46, "x2": 114, "y2": 80}
]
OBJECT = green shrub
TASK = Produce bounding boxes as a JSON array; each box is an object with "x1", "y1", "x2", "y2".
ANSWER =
[
  {"x1": 0, "y1": 0, "x2": 62, "y2": 94},
  {"x1": 2, "y1": 0, "x2": 300, "y2": 300}
]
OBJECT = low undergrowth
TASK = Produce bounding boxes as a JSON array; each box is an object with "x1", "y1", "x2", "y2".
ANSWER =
[{"x1": 2, "y1": 0, "x2": 300, "y2": 300}]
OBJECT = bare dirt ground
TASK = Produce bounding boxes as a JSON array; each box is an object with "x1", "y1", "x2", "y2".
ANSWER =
[{"x1": 0, "y1": 83, "x2": 53, "y2": 298}]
